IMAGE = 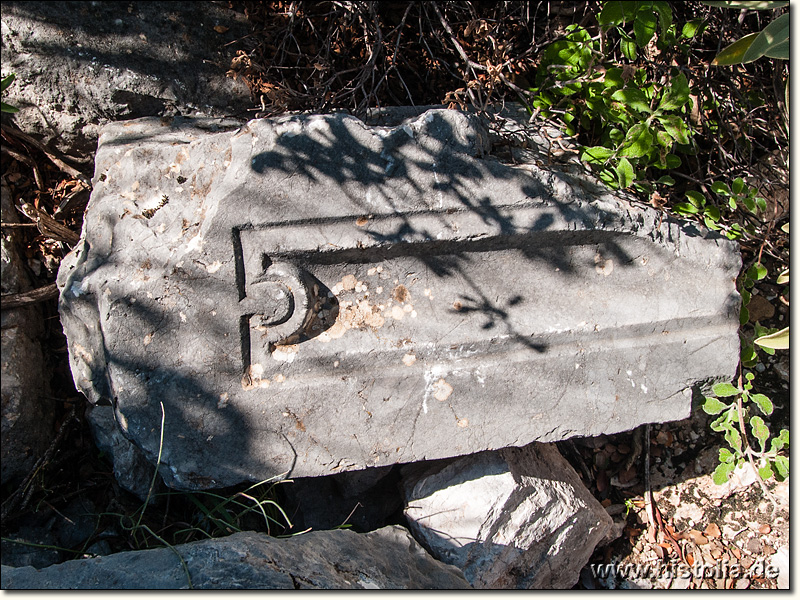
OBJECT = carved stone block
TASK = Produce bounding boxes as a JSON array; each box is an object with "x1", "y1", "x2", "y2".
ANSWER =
[{"x1": 57, "y1": 109, "x2": 740, "y2": 489}]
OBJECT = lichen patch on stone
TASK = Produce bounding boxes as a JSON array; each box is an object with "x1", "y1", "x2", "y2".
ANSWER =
[{"x1": 433, "y1": 379, "x2": 453, "y2": 401}]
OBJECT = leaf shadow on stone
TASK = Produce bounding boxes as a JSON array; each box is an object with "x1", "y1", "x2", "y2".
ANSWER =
[
  {"x1": 4, "y1": 1, "x2": 254, "y2": 128},
  {"x1": 247, "y1": 109, "x2": 643, "y2": 352}
]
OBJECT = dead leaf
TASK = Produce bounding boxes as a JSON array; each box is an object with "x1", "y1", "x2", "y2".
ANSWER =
[
  {"x1": 758, "y1": 524, "x2": 771, "y2": 535},
  {"x1": 214, "y1": 25, "x2": 230, "y2": 34},
  {"x1": 730, "y1": 545, "x2": 741, "y2": 559},
  {"x1": 689, "y1": 529, "x2": 709, "y2": 545},
  {"x1": 686, "y1": 551, "x2": 695, "y2": 566},
  {"x1": 705, "y1": 523, "x2": 722, "y2": 538}
]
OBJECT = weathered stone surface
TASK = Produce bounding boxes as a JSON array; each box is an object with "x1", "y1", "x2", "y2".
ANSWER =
[
  {"x1": 1, "y1": 1, "x2": 252, "y2": 155},
  {"x1": 56, "y1": 108, "x2": 740, "y2": 489},
  {"x1": 1, "y1": 526, "x2": 471, "y2": 589},
  {"x1": 1, "y1": 184, "x2": 54, "y2": 485},
  {"x1": 86, "y1": 405, "x2": 160, "y2": 501},
  {"x1": 401, "y1": 443, "x2": 612, "y2": 589}
]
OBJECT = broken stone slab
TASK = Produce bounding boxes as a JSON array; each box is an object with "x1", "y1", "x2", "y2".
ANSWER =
[
  {"x1": 56, "y1": 108, "x2": 740, "y2": 490},
  {"x1": 1, "y1": 1, "x2": 252, "y2": 156},
  {"x1": 401, "y1": 443, "x2": 613, "y2": 589},
  {"x1": 1, "y1": 184, "x2": 54, "y2": 485},
  {"x1": 1, "y1": 526, "x2": 471, "y2": 589}
]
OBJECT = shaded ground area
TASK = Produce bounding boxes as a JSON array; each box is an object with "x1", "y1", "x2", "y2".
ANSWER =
[{"x1": 1, "y1": 0, "x2": 789, "y2": 589}]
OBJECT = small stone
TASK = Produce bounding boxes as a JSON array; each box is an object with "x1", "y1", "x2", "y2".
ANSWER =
[{"x1": 746, "y1": 294, "x2": 775, "y2": 323}]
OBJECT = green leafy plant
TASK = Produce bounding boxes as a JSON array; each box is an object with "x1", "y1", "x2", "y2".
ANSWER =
[
  {"x1": 598, "y1": 0, "x2": 705, "y2": 59},
  {"x1": 672, "y1": 177, "x2": 767, "y2": 240},
  {"x1": 1, "y1": 73, "x2": 19, "y2": 113},
  {"x1": 527, "y1": 4, "x2": 703, "y2": 191},
  {"x1": 702, "y1": 374, "x2": 788, "y2": 485}
]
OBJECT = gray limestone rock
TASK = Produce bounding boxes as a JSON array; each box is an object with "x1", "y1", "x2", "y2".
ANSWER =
[
  {"x1": 401, "y1": 443, "x2": 613, "y2": 589},
  {"x1": 0, "y1": 1, "x2": 252, "y2": 155},
  {"x1": 86, "y1": 404, "x2": 160, "y2": 501},
  {"x1": 1, "y1": 526, "x2": 471, "y2": 589},
  {"x1": 56, "y1": 108, "x2": 740, "y2": 490},
  {"x1": 1, "y1": 184, "x2": 53, "y2": 485}
]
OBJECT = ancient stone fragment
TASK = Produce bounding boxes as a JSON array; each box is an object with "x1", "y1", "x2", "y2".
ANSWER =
[
  {"x1": 57, "y1": 109, "x2": 740, "y2": 489},
  {"x1": 401, "y1": 443, "x2": 612, "y2": 589},
  {"x1": 1, "y1": 526, "x2": 471, "y2": 589}
]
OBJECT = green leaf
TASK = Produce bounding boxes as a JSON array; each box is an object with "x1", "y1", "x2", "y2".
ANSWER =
[
  {"x1": 603, "y1": 67, "x2": 625, "y2": 89},
  {"x1": 633, "y1": 8, "x2": 659, "y2": 47},
  {"x1": 620, "y1": 123, "x2": 654, "y2": 158},
  {"x1": 1, "y1": 102, "x2": 19, "y2": 114},
  {"x1": 731, "y1": 177, "x2": 745, "y2": 195},
  {"x1": 719, "y1": 447, "x2": 735, "y2": 463},
  {"x1": 611, "y1": 88, "x2": 652, "y2": 113},
  {"x1": 712, "y1": 382, "x2": 741, "y2": 397},
  {"x1": 657, "y1": 73, "x2": 690, "y2": 111},
  {"x1": 654, "y1": 130, "x2": 672, "y2": 148},
  {"x1": 776, "y1": 268, "x2": 789, "y2": 284},
  {"x1": 740, "y1": 288, "x2": 751, "y2": 306},
  {"x1": 0, "y1": 73, "x2": 15, "y2": 93},
  {"x1": 725, "y1": 427, "x2": 742, "y2": 452},
  {"x1": 746, "y1": 262, "x2": 768, "y2": 281},
  {"x1": 754, "y1": 327, "x2": 789, "y2": 350},
  {"x1": 750, "y1": 393, "x2": 774, "y2": 415},
  {"x1": 616, "y1": 157, "x2": 635, "y2": 188},
  {"x1": 742, "y1": 13, "x2": 789, "y2": 62},
  {"x1": 764, "y1": 39, "x2": 789, "y2": 59},
  {"x1": 681, "y1": 20, "x2": 703, "y2": 39},
  {"x1": 704, "y1": 205, "x2": 721, "y2": 221},
  {"x1": 651, "y1": 1, "x2": 673, "y2": 33},
  {"x1": 757, "y1": 463, "x2": 774, "y2": 481},
  {"x1": 739, "y1": 342, "x2": 758, "y2": 367},
  {"x1": 620, "y1": 32, "x2": 638, "y2": 60},
  {"x1": 772, "y1": 455, "x2": 789, "y2": 480},
  {"x1": 665, "y1": 154, "x2": 681, "y2": 169},
  {"x1": 711, "y1": 181, "x2": 731, "y2": 195},
  {"x1": 685, "y1": 190, "x2": 706, "y2": 208},
  {"x1": 598, "y1": 1, "x2": 628, "y2": 27},
  {"x1": 750, "y1": 416, "x2": 769, "y2": 452},
  {"x1": 673, "y1": 202, "x2": 700, "y2": 215},
  {"x1": 657, "y1": 114, "x2": 690, "y2": 144},
  {"x1": 712, "y1": 461, "x2": 735, "y2": 485},
  {"x1": 581, "y1": 146, "x2": 615, "y2": 164},
  {"x1": 703, "y1": 396, "x2": 730, "y2": 415},
  {"x1": 728, "y1": 197, "x2": 738, "y2": 211},
  {"x1": 713, "y1": 33, "x2": 759, "y2": 66},
  {"x1": 770, "y1": 429, "x2": 789, "y2": 452},
  {"x1": 739, "y1": 306, "x2": 750, "y2": 325}
]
